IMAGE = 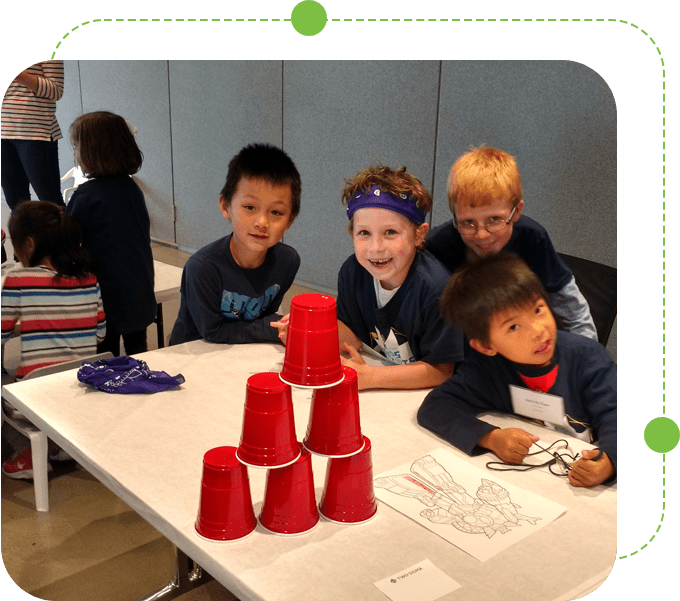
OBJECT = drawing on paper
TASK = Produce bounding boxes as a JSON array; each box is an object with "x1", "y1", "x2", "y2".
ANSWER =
[
  {"x1": 374, "y1": 448, "x2": 567, "y2": 561},
  {"x1": 375, "y1": 455, "x2": 540, "y2": 539}
]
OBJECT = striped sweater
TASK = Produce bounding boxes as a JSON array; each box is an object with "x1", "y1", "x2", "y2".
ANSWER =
[
  {"x1": 1, "y1": 266, "x2": 106, "y2": 377},
  {"x1": 1, "y1": 61, "x2": 64, "y2": 141}
]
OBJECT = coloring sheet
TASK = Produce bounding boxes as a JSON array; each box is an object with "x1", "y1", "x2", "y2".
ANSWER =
[{"x1": 374, "y1": 448, "x2": 567, "y2": 562}]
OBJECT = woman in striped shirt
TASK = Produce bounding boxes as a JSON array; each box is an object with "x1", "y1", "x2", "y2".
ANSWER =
[{"x1": 1, "y1": 60, "x2": 65, "y2": 210}]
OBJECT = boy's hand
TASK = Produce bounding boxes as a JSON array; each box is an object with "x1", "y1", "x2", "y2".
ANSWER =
[
  {"x1": 567, "y1": 449, "x2": 615, "y2": 488},
  {"x1": 478, "y1": 428, "x2": 540, "y2": 464},
  {"x1": 270, "y1": 314, "x2": 290, "y2": 345},
  {"x1": 341, "y1": 343, "x2": 373, "y2": 391}
]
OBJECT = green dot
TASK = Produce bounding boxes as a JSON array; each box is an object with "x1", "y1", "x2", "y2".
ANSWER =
[
  {"x1": 644, "y1": 417, "x2": 680, "y2": 453},
  {"x1": 291, "y1": 1, "x2": 327, "y2": 36}
]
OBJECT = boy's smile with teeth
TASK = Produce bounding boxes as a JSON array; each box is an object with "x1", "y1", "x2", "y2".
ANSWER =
[
  {"x1": 352, "y1": 207, "x2": 428, "y2": 291},
  {"x1": 370, "y1": 258, "x2": 391, "y2": 267}
]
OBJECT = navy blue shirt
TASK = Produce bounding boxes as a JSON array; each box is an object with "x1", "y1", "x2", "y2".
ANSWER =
[
  {"x1": 417, "y1": 330, "x2": 617, "y2": 471},
  {"x1": 67, "y1": 175, "x2": 156, "y2": 334},
  {"x1": 427, "y1": 215, "x2": 572, "y2": 292},
  {"x1": 337, "y1": 250, "x2": 464, "y2": 366},
  {"x1": 170, "y1": 235, "x2": 300, "y2": 345}
]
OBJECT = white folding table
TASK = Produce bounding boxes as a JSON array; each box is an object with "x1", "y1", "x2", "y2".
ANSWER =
[{"x1": 1, "y1": 340, "x2": 616, "y2": 601}]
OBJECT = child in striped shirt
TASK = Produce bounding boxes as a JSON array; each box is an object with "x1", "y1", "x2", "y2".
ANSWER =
[
  {"x1": 2, "y1": 201, "x2": 106, "y2": 478},
  {"x1": 2, "y1": 201, "x2": 107, "y2": 375}
]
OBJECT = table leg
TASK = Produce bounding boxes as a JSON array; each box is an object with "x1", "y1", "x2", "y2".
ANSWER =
[
  {"x1": 133, "y1": 547, "x2": 212, "y2": 601},
  {"x1": 156, "y1": 304, "x2": 165, "y2": 349}
]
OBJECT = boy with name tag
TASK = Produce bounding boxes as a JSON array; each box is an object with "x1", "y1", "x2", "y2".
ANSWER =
[{"x1": 417, "y1": 253, "x2": 616, "y2": 488}]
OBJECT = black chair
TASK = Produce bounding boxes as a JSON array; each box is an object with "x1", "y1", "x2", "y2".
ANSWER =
[{"x1": 557, "y1": 253, "x2": 617, "y2": 346}]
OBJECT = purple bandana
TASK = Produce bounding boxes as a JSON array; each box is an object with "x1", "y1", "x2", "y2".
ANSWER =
[
  {"x1": 77, "y1": 356, "x2": 185, "y2": 394},
  {"x1": 346, "y1": 185, "x2": 426, "y2": 224}
]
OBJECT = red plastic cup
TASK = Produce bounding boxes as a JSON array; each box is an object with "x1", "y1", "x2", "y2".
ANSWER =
[
  {"x1": 279, "y1": 294, "x2": 344, "y2": 388},
  {"x1": 236, "y1": 373, "x2": 301, "y2": 468},
  {"x1": 319, "y1": 436, "x2": 378, "y2": 524},
  {"x1": 195, "y1": 446, "x2": 257, "y2": 542},
  {"x1": 303, "y1": 366, "x2": 364, "y2": 457},
  {"x1": 259, "y1": 445, "x2": 320, "y2": 535}
]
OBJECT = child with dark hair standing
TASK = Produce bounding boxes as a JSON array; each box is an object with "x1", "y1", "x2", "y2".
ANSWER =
[
  {"x1": 2, "y1": 201, "x2": 106, "y2": 478},
  {"x1": 169, "y1": 143, "x2": 301, "y2": 345},
  {"x1": 336, "y1": 165, "x2": 464, "y2": 391},
  {"x1": 66, "y1": 111, "x2": 156, "y2": 356},
  {"x1": 417, "y1": 253, "x2": 616, "y2": 488}
]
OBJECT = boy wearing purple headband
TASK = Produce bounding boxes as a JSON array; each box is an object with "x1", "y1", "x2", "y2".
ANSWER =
[{"x1": 337, "y1": 166, "x2": 465, "y2": 391}]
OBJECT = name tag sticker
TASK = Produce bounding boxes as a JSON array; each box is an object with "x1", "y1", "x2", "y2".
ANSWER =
[
  {"x1": 509, "y1": 385, "x2": 566, "y2": 426},
  {"x1": 374, "y1": 559, "x2": 460, "y2": 601}
]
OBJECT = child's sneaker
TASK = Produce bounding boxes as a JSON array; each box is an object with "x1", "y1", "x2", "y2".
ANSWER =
[
  {"x1": 49, "y1": 449, "x2": 73, "y2": 462},
  {"x1": 2, "y1": 449, "x2": 53, "y2": 480}
]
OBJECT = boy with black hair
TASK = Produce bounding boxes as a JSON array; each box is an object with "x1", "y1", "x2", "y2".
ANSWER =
[
  {"x1": 417, "y1": 253, "x2": 616, "y2": 488},
  {"x1": 169, "y1": 143, "x2": 301, "y2": 345}
]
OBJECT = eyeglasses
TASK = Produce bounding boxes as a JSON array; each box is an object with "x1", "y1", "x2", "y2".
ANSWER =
[
  {"x1": 486, "y1": 439, "x2": 580, "y2": 477},
  {"x1": 453, "y1": 204, "x2": 518, "y2": 235}
]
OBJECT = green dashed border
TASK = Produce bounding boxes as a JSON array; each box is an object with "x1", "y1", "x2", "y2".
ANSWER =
[
  {"x1": 52, "y1": 18, "x2": 664, "y2": 56},
  {"x1": 50, "y1": 17, "x2": 666, "y2": 563},
  {"x1": 622, "y1": 454, "x2": 666, "y2": 558}
]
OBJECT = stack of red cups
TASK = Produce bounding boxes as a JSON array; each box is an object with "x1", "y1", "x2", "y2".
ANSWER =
[{"x1": 195, "y1": 294, "x2": 377, "y2": 542}]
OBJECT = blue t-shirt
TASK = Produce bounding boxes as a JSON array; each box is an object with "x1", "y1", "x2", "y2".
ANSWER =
[{"x1": 170, "y1": 235, "x2": 300, "y2": 345}]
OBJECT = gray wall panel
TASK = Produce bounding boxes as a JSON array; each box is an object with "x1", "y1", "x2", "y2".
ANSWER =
[
  {"x1": 433, "y1": 61, "x2": 616, "y2": 358},
  {"x1": 284, "y1": 60, "x2": 441, "y2": 292},
  {"x1": 168, "y1": 61, "x2": 283, "y2": 252},
  {"x1": 77, "y1": 60, "x2": 175, "y2": 243}
]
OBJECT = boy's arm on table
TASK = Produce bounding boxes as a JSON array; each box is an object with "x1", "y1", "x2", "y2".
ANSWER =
[
  {"x1": 198, "y1": 303, "x2": 282, "y2": 344},
  {"x1": 342, "y1": 344, "x2": 453, "y2": 391},
  {"x1": 338, "y1": 319, "x2": 362, "y2": 352},
  {"x1": 184, "y1": 261, "x2": 282, "y2": 345},
  {"x1": 568, "y1": 348, "x2": 617, "y2": 487},
  {"x1": 417, "y1": 367, "x2": 538, "y2": 464}
]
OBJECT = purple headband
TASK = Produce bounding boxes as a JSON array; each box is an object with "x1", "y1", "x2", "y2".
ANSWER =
[{"x1": 346, "y1": 185, "x2": 426, "y2": 224}]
